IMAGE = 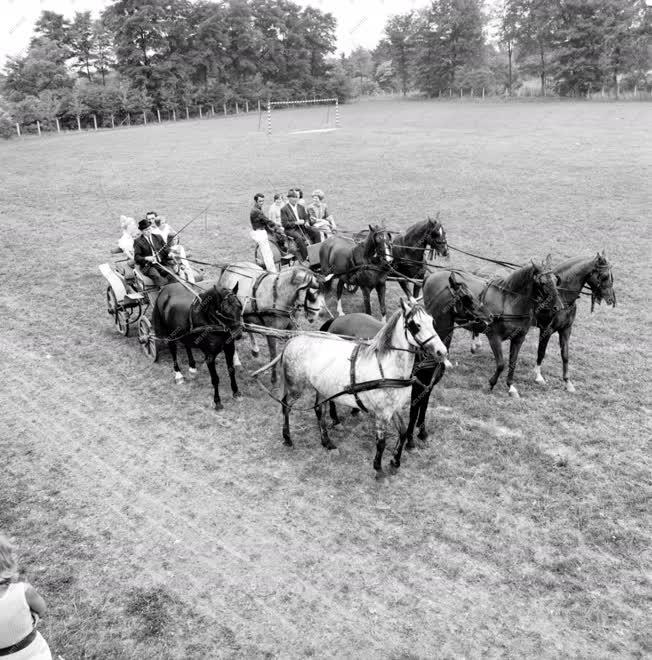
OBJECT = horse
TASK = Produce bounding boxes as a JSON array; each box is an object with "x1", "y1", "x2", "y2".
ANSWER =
[
  {"x1": 152, "y1": 282, "x2": 243, "y2": 410},
  {"x1": 464, "y1": 255, "x2": 565, "y2": 397},
  {"x1": 254, "y1": 235, "x2": 301, "y2": 271},
  {"x1": 214, "y1": 263, "x2": 325, "y2": 385},
  {"x1": 321, "y1": 271, "x2": 493, "y2": 465},
  {"x1": 534, "y1": 251, "x2": 616, "y2": 392},
  {"x1": 391, "y1": 216, "x2": 449, "y2": 298},
  {"x1": 319, "y1": 224, "x2": 394, "y2": 321},
  {"x1": 273, "y1": 298, "x2": 449, "y2": 476}
]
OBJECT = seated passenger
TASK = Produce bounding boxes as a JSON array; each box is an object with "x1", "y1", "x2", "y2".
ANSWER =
[
  {"x1": 307, "y1": 190, "x2": 337, "y2": 238},
  {"x1": 133, "y1": 218, "x2": 176, "y2": 286},
  {"x1": 117, "y1": 215, "x2": 138, "y2": 259},
  {"x1": 267, "y1": 193, "x2": 284, "y2": 227},
  {"x1": 250, "y1": 193, "x2": 291, "y2": 257},
  {"x1": 149, "y1": 211, "x2": 178, "y2": 245}
]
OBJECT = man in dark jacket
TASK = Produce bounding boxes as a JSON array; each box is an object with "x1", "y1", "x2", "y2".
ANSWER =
[
  {"x1": 250, "y1": 193, "x2": 290, "y2": 255},
  {"x1": 133, "y1": 218, "x2": 175, "y2": 286},
  {"x1": 280, "y1": 189, "x2": 321, "y2": 260}
]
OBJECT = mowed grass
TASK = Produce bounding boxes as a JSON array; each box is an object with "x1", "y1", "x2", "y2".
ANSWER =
[{"x1": 1, "y1": 98, "x2": 650, "y2": 658}]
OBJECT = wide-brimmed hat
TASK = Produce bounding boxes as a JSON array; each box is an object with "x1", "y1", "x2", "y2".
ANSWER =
[
  {"x1": 138, "y1": 218, "x2": 151, "y2": 231},
  {"x1": 286, "y1": 189, "x2": 298, "y2": 198}
]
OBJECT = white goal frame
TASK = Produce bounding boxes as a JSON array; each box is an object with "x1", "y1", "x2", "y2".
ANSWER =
[{"x1": 266, "y1": 97, "x2": 339, "y2": 135}]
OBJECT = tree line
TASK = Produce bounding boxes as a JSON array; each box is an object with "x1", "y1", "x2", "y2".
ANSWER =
[{"x1": 0, "y1": 0, "x2": 649, "y2": 137}]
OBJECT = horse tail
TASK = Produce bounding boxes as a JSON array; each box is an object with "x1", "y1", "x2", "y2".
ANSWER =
[
  {"x1": 251, "y1": 353, "x2": 283, "y2": 377},
  {"x1": 319, "y1": 319, "x2": 334, "y2": 333}
]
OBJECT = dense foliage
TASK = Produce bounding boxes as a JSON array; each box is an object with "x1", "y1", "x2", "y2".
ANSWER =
[{"x1": 0, "y1": 0, "x2": 649, "y2": 135}]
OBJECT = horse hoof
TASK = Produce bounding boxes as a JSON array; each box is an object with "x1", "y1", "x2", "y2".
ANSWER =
[
  {"x1": 214, "y1": 402, "x2": 224, "y2": 411},
  {"x1": 283, "y1": 438, "x2": 293, "y2": 447},
  {"x1": 508, "y1": 386, "x2": 520, "y2": 399},
  {"x1": 233, "y1": 392, "x2": 243, "y2": 401},
  {"x1": 374, "y1": 469, "x2": 387, "y2": 481},
  {"x1": 188, "y1": 367, "x2": 197, "y2": 378},
  {"x1": 251, "y1": 348, "x2": 260, "y2": 357},
  {"x1": 417, "y1": 428, "x2": 429, "y2": 442},
  {"x1": 565, "y1": 381, "x2": 576, "y2": 393},
  {"x1": 328, "y1": 420, "x2": 341, "y2": 429},
  {"x1": 174, "y1": 374, "x2": 185, "y2": 385},
  {"x1": 405, "y1": 440, "x2": 416, "y2": 451},
  {"x1": 535, "y1": 374, "x2": 546, "y2": 384},
  {"x1": 323, "y1": 442, "x2": 338, "y2": 451},
  {"x1": 389, "y1": 460, "x2": 400, "y2": 473}
]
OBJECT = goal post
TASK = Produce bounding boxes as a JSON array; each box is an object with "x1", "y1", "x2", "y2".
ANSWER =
[{"x1": 265, "y1": 97, "x2": 339, "y2": 135}]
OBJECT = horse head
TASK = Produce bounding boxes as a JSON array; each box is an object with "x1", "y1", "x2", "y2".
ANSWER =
[
  {"x1": 209, "y1": 283, "x2": 244, "y2": 339},
  {"x1": 290, "y1": 267, "x2": 325, "y2": 323},
  {"x1": 425, "y1": 215, "x2": 449, "y2": 258},
  {"x1": 587, "y1": 249, "x2": 616, "y2": 309},
  {"x1": 366, "y1": 224, "x2": 394, "y2": 266},
  {"x1": 531, "y1": 254, "x2": 564, "y2": 313},
  {"x1": 448, "y1": 271, "x2": 492, "y2": 329},
  {"x1": 400, "y1": 298, "x2": 449, "y2": 362}
]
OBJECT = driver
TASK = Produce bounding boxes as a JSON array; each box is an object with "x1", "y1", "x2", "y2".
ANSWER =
[
  {"x1": 133, "y1": 218, "x2": 176, "y2": 286},
  {"x1": 250, "y1": 193, "x2": 292, "y2": 258}
]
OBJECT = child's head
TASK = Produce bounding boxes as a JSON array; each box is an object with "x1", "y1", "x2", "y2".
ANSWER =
[{"x1": 0, "y1": 534, "x2": 18, "y2": 584}]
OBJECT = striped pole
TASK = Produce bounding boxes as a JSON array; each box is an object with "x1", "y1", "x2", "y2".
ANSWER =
[
  {"x1": 267, "y1": 100, "x2": 271, "y2": 136},
  {"x1": 157, "y1": 108, "x2": 161, "y2": 123},
  {"x1": 56, "y1": 117, "x2": 61, "y2": 133},
  {"x1": 335, "y1": 98, "x2": 339, "y2": 128}
]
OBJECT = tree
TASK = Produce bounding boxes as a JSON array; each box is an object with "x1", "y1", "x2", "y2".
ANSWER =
[
  {"x1": 69, "y1": 11, "x2": 95, "y2": 82},
  {"x1": 31, "y1": 11, "x2": 71, "y2": 58},
  {"x1": 92, "y1": 20, "x2": 115, "y2": 86},
  {"x1": 414, "y1": 0, "x2": 486, "y2": 96},
  {"x1": 374, "y1": 60, "x2": 396, "y2": 92},
  {"x1": 495, "y1": 0, "x2": 520, "y2": 94},
  {"x1": 384, "y1": 12, "x2": 417, "y2": 95}
]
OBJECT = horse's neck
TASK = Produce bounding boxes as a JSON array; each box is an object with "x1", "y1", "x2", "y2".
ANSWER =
[
  {"x1": 364, "y1": 316, "x2": 414, "y2": 377},
  {"x1": 494, "y1": 268, "x2": 535, "y2": 315},
  {"x1": 557, "y1": 258, "x2": 594, "y2": 305},
  {"x1": 394, "y1": 222, "x2": 425, "y2": 256},
  {"x1": 352, "y1": 240, "x2": 368, "y2": 265}
]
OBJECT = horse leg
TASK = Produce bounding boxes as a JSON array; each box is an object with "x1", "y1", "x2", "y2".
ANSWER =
[
  {"x1": 534, "y1": 327, "x2": 553, "y2": 384},
  {"x1": 376, "y1": 281, "x2": 387, "y2": 322},
  {"x1": 390, "y1": 413, "x2": 408, "y2": 471},
  {"x1": 170, "y1": 342, "x2": 184, "y2": 384},
  {"x1": 223, "y1": 339, "x2": 242, "y2": 400},
  {"x1": 328, "y1": 401, "x2": 341, "y2": 427},
  {"x1": 205, "y1": 355, "x2": 222, "y2": 410},
  {"x1": 266, "y1": 335, "x2": 278, "y2": 386},
  {"x1": 373, "y1": 418, "x2": 387, "y2": 477},
  {"x1": 315, "y1": 394, "x2": 337, "y2": 450},
  {"x1": 249, "y1": 331, "x2": 259, "y2": 357},
  {"x1": 361, "y1": 287, "x2": 372, "y2": 316},
  {"x1": 412, "y1": 282, "x2": 422, "y2": 299},
  {"x1": 398, "y1": 279, "x2": 411, "y2": 297},
  {"x1": 185, "y1": 345, "x2": 197, "y2": 378},
  {"x1": 282, "y1": 394, "x2": 293, "y2": 446},
  {"x1": 487, "y1": 333, "x2": 505, "y2": 391},
  {"x1": 559, "y1": 326, "x2": 576, "y2": 392},
  {"x1": 506, "y1": 334, "x2": 526, "y2": 398},
  {"x1": 336, "y1": 279, "x2": 345, "y2": 316}
]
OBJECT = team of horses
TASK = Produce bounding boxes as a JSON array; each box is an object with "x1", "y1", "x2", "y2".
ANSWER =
[{"x1": 149, "y1": 217, "x2": 616, "y2": 476}]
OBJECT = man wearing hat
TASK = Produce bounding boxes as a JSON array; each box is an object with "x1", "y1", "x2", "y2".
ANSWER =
[
  {"x1": 133, "y1": 217, "x2": 175, "y2": 286},
  {"x1": 281, "y1": 189, "x2": 319, "y2": 260}
]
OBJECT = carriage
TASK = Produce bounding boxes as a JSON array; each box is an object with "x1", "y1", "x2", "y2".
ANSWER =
[{"x1": 99, "y1": 246, "x2": 202, "y2": 362}]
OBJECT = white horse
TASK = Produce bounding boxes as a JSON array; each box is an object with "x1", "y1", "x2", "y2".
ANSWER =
[{"x1": 274, "y1": 298, "x2": 450, "y2": 475}]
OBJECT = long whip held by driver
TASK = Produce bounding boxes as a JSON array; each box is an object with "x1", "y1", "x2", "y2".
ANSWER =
[{"x1": 151, "y1": 202, "x2": 213, "y2": 260}]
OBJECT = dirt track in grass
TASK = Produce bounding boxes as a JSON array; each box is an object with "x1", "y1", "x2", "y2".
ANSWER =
[{"x1": 1, "y1": 98, "x2": 650, "y2": 658}]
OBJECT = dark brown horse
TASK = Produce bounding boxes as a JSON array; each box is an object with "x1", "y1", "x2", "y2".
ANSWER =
[
  {"x1": 153, "y1": 282, "x2": 243, "y2": 410},
  {"x1": 319, "y1": 224, "x2": 394, "y2": 321},
  {"x1": 392, "y1": 216, "x2": 449, "y2": 298},
  {"x1": 465, "y1": 256, "x2": 565, "y2": 397},
  {"x1": 321, "y1": 271, "x2": 492, "y2": 468},
  {"x1": 534, "y1": 251, "x2": 615, "y2": 392}
]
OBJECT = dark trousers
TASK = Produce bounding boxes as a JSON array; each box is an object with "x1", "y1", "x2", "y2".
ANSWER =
[
  {"x1": 304, "y1": 226, "x2": 322, "y2": 244},
  {"x1": 143, "y1": 263, "x2": 175, "y2": 287},
  {"x1": 285, "y1": 228, "x2": 309, "y2": 259}
]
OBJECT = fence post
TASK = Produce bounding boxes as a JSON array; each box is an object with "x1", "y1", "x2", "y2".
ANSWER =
[
  {"x1": 143, "y1": 110, "x2": 147, "y2": 125},
  {"x1": 470, "y1": 88, "x2": 474, "y2": 98},
  {"x1": 634, "y1": 85, "x2": 637, "y2": 98},
  {"x1": 267, "y1": 100, "x2": 271, "y2": 136},
  {"x1": 601, "y1": 86, "x2": 605, "y2": 98},
  {"x1": 93, "y1": 114, "x2": 98, "y2": 130},
  {"x1": 36, "y1": 120, "x2": 41, "y2": 136},
  {"x1": 172, "y1": 108, "x2": 176, "y2": 122},
  {"x1": 223, "y1": 103, "x2": 227, "y2": 117},
  {"x1": 56, "y1": 117, "x2": 61, "y2": 133},
  {"x1": 185, "y1": 106, "x2": 189, "y2": 120},
  {"x1": 235, "y1": 102, "x2": 239, "y2": 114},
  {"x1": 157, "y1": 108, "x2": 161, "y2": 123},
  {"x1": 77, "y1": 115, "x2": 81, "y2": 131},
  {"x1": 127, "y1": 113, "x2": 131, "y2": 126},
  {"x1": 258, "y1": 99, "x2": 261, "y2": 114},
  {"x1": 110, "y1": 114, "x2": 115, "y2": 129},
  {"x1": 16, "y1": 123, "x2": 20, "y2": 136},
  {"x1": 482, "y1": 87, "x2": 485, "y2": 99},
  {"x1": 245, "y1": 100, "x2": 249, "y2": 113},
  {"x1": 460, "y1": 88, "x2": 463, "y2": 99},
  {"x1": 211, "y1": 104, "x2": 215, "y2": 116},
  {"x1": 449, "y1": 88, "x2": 452, "y2": 97},
  {"x1": 335, "y1": 98, "x2": 339, "y2": 128},
  {"x1": 199, "y1": 106, "x2": 203, "y2": 119}
]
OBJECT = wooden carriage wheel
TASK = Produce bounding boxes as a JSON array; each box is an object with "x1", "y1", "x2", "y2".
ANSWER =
[
  {"x1": 106, "y1": 286, "x2": 129, "y2": 336},
  {"x1": 138, "y1": 317, "x2": 158, "y2": 362}
]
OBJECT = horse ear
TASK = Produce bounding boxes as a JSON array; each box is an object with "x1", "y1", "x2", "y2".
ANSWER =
[
  {"x1": 368, "y1": 224, "x2": 374, "y2": 232},
  {"x1": 600, "y1": 248, "x2": 607, "y2": 259},
  {"x1": 232, "y1": 282, "x2": 239, "y2": 295},
  {"x1": 544, "y1": 253, "x2": 553, "y2": 269}
]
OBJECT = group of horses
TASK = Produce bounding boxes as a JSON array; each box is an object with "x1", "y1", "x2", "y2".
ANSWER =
[{"x1": 151, "y1": 216, "x2": 616, "y2": 475}]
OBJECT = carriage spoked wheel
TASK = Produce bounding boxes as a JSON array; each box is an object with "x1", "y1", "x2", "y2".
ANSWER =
[
  {"x1": 106, "y1": 286, "x2": 130, "y2": 336},
  {"x1": 138, "y1": 317, "x2": 158, "y2": 362}
]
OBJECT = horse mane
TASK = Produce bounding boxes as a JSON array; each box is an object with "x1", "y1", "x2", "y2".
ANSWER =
[
  {"x1": 494, "y1": 263, "x2": 537, "y2": 296},
  {"x1": 367, "y1": 309, "x2": 402, "y2": 357},
  {"x1": 363, "y1": 227, "x2": 379, "y2": 260}
]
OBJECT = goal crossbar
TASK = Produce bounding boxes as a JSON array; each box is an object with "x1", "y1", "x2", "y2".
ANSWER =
[{"x1": 265, "y1": 97, "x2": 339, "y2": 135}]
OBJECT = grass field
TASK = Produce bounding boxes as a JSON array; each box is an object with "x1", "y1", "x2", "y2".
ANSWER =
[{"x1": 1, "y1": 98, "x2": 651, "y2": 659}]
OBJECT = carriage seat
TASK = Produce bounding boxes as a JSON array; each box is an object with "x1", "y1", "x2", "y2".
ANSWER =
[{"x1": 134, "y1": 265, "x2": 157, "y2": 288}]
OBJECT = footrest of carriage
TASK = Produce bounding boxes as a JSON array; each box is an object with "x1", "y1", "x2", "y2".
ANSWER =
[{"x1": 123, "y1": 292, "x2": 144, "y2": 305}]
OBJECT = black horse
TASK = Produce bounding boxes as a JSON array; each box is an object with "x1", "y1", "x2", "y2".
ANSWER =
[
  {"x1": 392, "y1": 216, "x2": 449, "y2": 298},
  {"x1": 320, "y1": 271, "x2": 492, "y2": 469},
  {"x1": 534, "y1": 251, "x2": 616, "y2": 392},
  {"x1": 319, "y1": 224, "x2": 394, "y2": 320},
  {"x1": 153, "y1": 282, "x2": 243, "y2": 410}
]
